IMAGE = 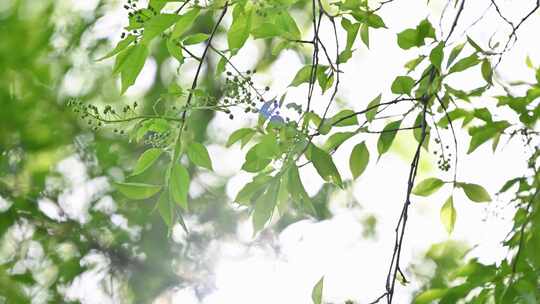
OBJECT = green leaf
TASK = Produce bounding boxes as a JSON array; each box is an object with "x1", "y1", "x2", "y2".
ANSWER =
[
  {"x1": 182, "y1": 33, "x2": 209, "y2": 45},
  {"x1": 446, "y1": 43, "x2": 464, "y2": 68},
  {"x1": 324, "y1": 132, "x2": 355, "y2": 152},
  {"x1": 132, "y1": 148, "x2": 162, "y2": 176},
  {"x1": 226, "y1": 128, "x2": 256, "y2": 147},
  {"x1": 157, "y1": 190, "x2": 173, "y2": 228},
  {"x1": 290, "y1": 65, "x2": 314, "y2": 87},
  {"x1": 228, "y1": 6, "x2": 252, "y2": 53},
  {"x1": 429, "y1": 42, "x2": 444, "y2": 71},
  {"x1": 252, "y1": 178, "x2": 280, "y2": 232},
  {"x1": 458, "y1": 183, "x2": 491, "y2": 202},
  {"x1": 440, "y1": 196, "x2": 456, "y2": 234},
  {"x1": 405, "y1": 55, "x2": 426, "y2": 73},
  {"x1": 98, "y1": 35, "x2": 136, "y2": 61},
  {"x1": 391, "y1": 76, "x2": 415, "y2": 95},
  {"x1": 216, "y1": 56, "x2": 227, "y2": 75},
  {"x1": 289, "y1": 65, "x2": 328, "y2": 87},
  {"x1": 309, "y1": 145, "x2": 343, "y2": 187},
  {"x1": 187, "y1": 142, "x2": 213, "y2": 170},
  {"x1": 141, "y1": 13, "x2": 180, "y2": 44},
  {"x1": 413, "y1": 112, "x2": 430, "y2": 151},
  {"x1": 365, "y1": 94, "x2": 381, "y2": 122},
  {"x1": 397, "y1": 29, "x2": 419, "y2": 50},
  {"x1": 396, "y1": 19, "x2": 435, "y2": 50},
  {"x1": 149, "y1": 0, "x2": 170, "y2": 11},
  {"x1": 413, "y1": 178, "x2": 444, "y2": 196},
  {"x1": 377, "y1": 120, "x2": 402, "y2": 157},
  {"x1": 166, "y1": 38, "x2": 184, "y2": 63},
  {"x1": 350, "y1": 142, "x2": 369, "y2": 179},
  {"x1": 277, "y1": 172, "x2": 290, "y2": 215},
  {"x1": 312, "y1": 276, "x2": 324, "y2": 304},
  {"x1": 360, "y1": 23, "x2": 369, "y2": 48},
  {"x1": 481, "y1": 59, "x2": 493, "y2": 85},
  {"x1": 171, "y1": 7, "x2": 200, "y2": 39},
  {"x1": 525, "y1": 55, "x2": 534, "y2": 68},
  {"x1": 448, "y1": 53, "x2": 480, "y2": 74},
  {"x1": 338, "y1": 50, "x2": 353, "y2": 64},
  {"x1": 242, "y1": 144, "x2": 272, "y2": 172},
  {"x1": 169, "y1": 163, "x2": 190, "y2": 209},
  {"x1": 352, "y1": 10, "x2": 386, "y2": 28},
  {"x1": 275, "y1": 11, "x2": 301, "y2": 40},
  {"x1": 341, "y1": 18, "x2": 360, "y2": 50},
  {"x1": 498, "y1": 177, "x2": 522, "y2": 193},
  {"x1": 414, "y1": 288, "x2": 447, "y2": 304},
  {"x1": 329, "y1": 109, "x2": 358, "y2": 126},
  {"x1": 317, "y1": 68, "x2": 334, "y2": 93},
  {"x1": 251, "y1": 23, "x2": 283, "y2": 39},
  {"x1": 256, "y1": 134, "x2": 280, "y2": 159},
  {"x1": 235, "y1": 175, "x2": 272, "y2": 205},
  {"x1": 118, "y1": 44, "x2": 149, "y2": 94},
  {"x1": 467, "y1": 36, "x2": 484, "y2": 53},
  {"x1": 287, "y1": 166, "x2": 313, "y2": 213},
  {"x1": 115, "y1": 182, "x2": 162, "y2": 200},
  {"x1": 467, "y1": 122, "x2": 509, "y2": 154}
]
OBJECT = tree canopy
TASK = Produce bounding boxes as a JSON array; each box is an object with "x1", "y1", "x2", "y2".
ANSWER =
[{"x1": 1, "y1": 0, "x2": 539, "y2": 303}]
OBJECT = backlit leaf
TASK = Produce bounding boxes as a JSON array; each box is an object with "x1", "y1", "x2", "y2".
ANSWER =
[
  {"x1": 391, "y1": 76, "x2": 415, "y2": 95},
  {"x1": 365, "y1": 94, "x2": 381, "y2": 122},
  {"x1": 458, "y1": 183, "x2": 491, "y2": 202},
  {"x1": 377, "y1": 120, "x2": 402, "y2": 157},
  {"x1": 187, "y1": 142, "x2": 213, "y2": 170},
  {"x1": 115, "y1": 182, "x2": 162, "y2": 200},
  {"x1": 350, "y1": 142, "x2": 369, "y2": 179},
  {"x1": 132, "y1": 148, "x2": 162, "y2": 176},
  {"x1": 169, "y1": 163, "x2": 190, "y2": 209},
  {"x1": 413, "y1": 178, "x2": 444, "y2": 196},
  {"x1": 252, "y1": 178, "x2": 280, "y2": 232},
  {"x1": 312, "y1": 277, "x2": 324, "y2": 304},
  {"x1": 171, "y1": 7, "x2": 200, "y2": 39},
  {"x1": 309, "y1": 145, "x2": 343, "y2": 187},
  {"x1": 440, "y1": 196, "x2": 456, "y2": 234}
]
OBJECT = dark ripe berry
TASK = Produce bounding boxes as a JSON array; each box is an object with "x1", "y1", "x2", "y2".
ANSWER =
[
  {"x1": 226, "y1": 71, "x2": 232, "y2": 76},
  {"x1": 265, "y1": 86, "x2": 270, "y2": 91},
  {"x1": 229, "y1": 114, "x2": 234, "y2": 120},
  {"x1": 246, "y1": 70, "x2": 251, "y2": 74}
]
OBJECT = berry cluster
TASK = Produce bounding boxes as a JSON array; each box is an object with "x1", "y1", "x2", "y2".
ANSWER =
[
  {"x1": 67, "y1": 99, "x2": 138, "y2": 134},
  {"x1": 222, "y1": 70, "x2": 268, "y2": 120},
  {"x1": 145, "y1": 130, "x2": 172, "y2": 148},
  {"x1": 119, "y1": 0, "x2": 160, "y2": 42},
  {"x1": 433, "y1": 138, "x2": 451, "y2": 172}
]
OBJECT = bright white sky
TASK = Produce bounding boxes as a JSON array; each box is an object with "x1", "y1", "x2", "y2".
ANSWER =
[{"x1": 2, "y1": 0, "x2": 539, "y2": 303}]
